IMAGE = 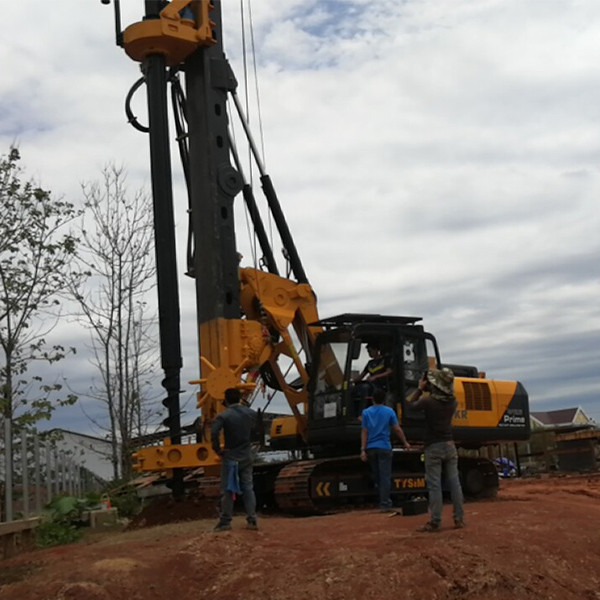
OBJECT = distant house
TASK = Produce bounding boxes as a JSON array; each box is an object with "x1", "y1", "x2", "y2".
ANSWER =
[
  {"x1": 530, "y1": 407, "x2": 596, "y2": 431},
  {"x1": 46, "y1": 429, "x2": 115, "y2": 483},
  {"x1": 524, "y1": 407, "x2": 599, "y2": 473}
]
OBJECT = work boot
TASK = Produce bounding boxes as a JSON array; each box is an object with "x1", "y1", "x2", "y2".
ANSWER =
[
  {"x1": 418, "y1": 521, "x2": 441, "y2": 533},
  {"x1": 213, "y1": 522, "x2": 232, "y2": 532},
  {"x1": 245, "y1": 520, "x2": 258, "y2": 530},
  {"x1": 454, "y1": 519, "x2": 466, "y2": 529}
]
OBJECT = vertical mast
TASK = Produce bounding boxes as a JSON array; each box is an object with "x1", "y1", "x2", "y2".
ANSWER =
[
  {"x1": 184, "y1": 1, "x2": 244, "y2": 393},
  {"x1": 185, "y1": 1, "x2": 242, "y2": 326},
  {"x1": 141, "y1": 2, "x2": 184, "y2": 497}
]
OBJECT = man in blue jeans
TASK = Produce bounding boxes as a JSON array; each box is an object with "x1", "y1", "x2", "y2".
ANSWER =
[
  {"x1": 360, "y1": 388, "x2": 410, "y2": 511},
  {"x1": 407, "y1": 367, "x2": 465, "y2": 532},
  {"x1": 211, "y1": 388, "x2": 258, "y2": 531}
]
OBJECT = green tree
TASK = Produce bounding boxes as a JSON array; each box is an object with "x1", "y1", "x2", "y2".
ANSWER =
[{"x1": 0, "y1": 147, "x2": 82, "y2": 515}]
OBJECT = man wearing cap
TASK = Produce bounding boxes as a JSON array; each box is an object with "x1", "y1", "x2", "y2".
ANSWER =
[{"x1": 407, "y1": 367, "x2": 465, "y2": 532}]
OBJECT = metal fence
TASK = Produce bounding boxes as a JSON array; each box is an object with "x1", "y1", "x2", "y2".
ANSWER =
[{"x1": 0, "y1": 430, "x2": 103, "y2": 523}]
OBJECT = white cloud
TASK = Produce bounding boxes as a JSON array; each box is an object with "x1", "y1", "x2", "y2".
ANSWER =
[{"x1": 1, "y1": 0, "x2": 598, "y2": 434}]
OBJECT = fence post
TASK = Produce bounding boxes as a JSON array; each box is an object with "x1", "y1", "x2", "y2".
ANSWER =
[
  {"x1": 54, "y1": 447, "x2": 60, "y2": 496},
  {"x1": 61, "y1": 452, "x2": 67, "y2": 493},
  {"x1": 3, "y1": 416, "x2": 13, "y2": 521},
  {"x1": 34, "y1": 435, "x2": 42, "y2": 515},
  {"x1": 21, "y1": 430, "x2": 29, "y2": 518},
  {"x1": 75, "y1": 465, "x2": 81, "y2": 498},
  {"x1": 46, "y1": 443, "x2": 52, "y2": 503},
  {"x1": 68, "y1": 459, "x2": 73, "y2": 496}
]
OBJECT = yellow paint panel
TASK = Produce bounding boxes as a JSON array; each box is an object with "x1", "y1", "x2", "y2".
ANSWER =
[
  {"x1": 132, "y1": 440, "x2": 221, "y2": 474},
  {"x1": 270, "y1": 416, "x2": 300, "y2": 439},
  {"x1": 453, "y1": 378, "x2": 518, "y2": 428}
]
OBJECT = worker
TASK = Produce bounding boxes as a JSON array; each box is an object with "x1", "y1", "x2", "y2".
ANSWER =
[
  {"x1": 407, "y1": 367, "x2": 465, "y2": 532},
  {"x1": 360, "y1": 388, "x2": 410, "y2": 511},
  {"x1": 211, "y1": 388, "x2": 258, "y2": 531},
  {"x1": 354, "y1": 342, "x2": 392, "y2": 392},
  {"x1": 353, "y1": 342, "x2": 394, "y2": 412}
]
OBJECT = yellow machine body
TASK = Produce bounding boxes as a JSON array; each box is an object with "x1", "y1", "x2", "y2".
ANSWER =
[
  {"x1": 123, "y1": 0, "x2": 215, "y2": 66},
  {"x1": 132, "y1": 268, "x2": 331, "y2": 473}
]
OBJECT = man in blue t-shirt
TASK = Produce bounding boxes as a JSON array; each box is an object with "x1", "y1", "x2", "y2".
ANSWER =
[{"x1": 360, "y1": 388, "x2": 410, "y2": 511}]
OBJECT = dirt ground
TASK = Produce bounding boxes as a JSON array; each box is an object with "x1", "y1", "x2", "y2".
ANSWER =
[{"x1": 1, "y1": 473, "x2": 600, "y2": 600}]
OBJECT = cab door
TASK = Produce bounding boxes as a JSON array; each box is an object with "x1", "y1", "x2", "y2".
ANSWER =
[{"x1": 394, "y1": 331, "x2": 440, "y2": 439}]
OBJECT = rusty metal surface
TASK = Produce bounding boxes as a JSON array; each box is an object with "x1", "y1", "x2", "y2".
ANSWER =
[{"x1": 274, "y1": 460, "x2": 323, "y2": 513}]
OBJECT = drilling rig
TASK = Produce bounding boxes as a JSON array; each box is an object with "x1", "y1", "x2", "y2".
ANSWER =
[{"x1": 102, "y1": 0, "x2": 530, "y2": 510}]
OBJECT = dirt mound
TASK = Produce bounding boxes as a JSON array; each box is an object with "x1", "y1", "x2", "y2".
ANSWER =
[
  {"x1": 1, "y1": 474, "x2": 600, "y2": 600},
  {"x1": 127, "y1": 495, "x2": 219, "y2": 529}
]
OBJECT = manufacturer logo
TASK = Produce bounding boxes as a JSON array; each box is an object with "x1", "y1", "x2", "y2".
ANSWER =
[
  {"x1": 500, "y1": 408, "x2": 527, "y2": 426},
  {"x1": 393, "y1": 477, "x2": 426, "y2": 490}
]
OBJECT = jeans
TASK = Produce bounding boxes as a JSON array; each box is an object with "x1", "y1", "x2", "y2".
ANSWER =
[
  {"x1": 219, "y1": 455, "x2": 257, "y2": 525},
  {"x1": 367, "y1": 448, "x2": 393, "y2": 509},
  {"x1": 424, "y1": 441, "x2": 464, "y2": 525}
]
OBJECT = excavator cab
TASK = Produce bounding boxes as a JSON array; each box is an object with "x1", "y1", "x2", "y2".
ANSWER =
[{"x1": 305, "y1": 314, "x2": 441, "y2": 454}]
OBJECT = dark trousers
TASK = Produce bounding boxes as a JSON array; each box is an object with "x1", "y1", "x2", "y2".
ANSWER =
[
  {"x1": 424, "y1": 441, "x2": 464, "y2": 525},
  {"x1": 367, "y1": 448, "x2": 393, "y2": 509},
  {"x1": 219, "y1": 455, "x2": 257, "y2": 525}
]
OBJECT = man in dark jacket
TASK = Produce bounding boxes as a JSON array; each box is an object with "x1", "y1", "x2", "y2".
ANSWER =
[
  {"x1": 407, "y1": 367, "x2": 465, "y2": 532},
  {"x1": 211, "y1": 388, "x2": 258, "y2": 531}
]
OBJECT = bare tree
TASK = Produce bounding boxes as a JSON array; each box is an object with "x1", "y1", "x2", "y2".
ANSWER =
[
  {"x1": 0, "y1": 147, "x2": 81, "y2": 516},
  {"x1": 69, "y1": 165, "x2": 159, "y2": 480}
]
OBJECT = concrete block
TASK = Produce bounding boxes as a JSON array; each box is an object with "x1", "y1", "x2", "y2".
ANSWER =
[
  {"x1": 89, "y1": 508, "x2": 118, "y2": 529},
  {"x1": 0, "y1": 517, "x2": 40, "y2": 560}
]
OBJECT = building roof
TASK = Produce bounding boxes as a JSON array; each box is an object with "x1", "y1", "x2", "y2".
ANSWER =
[
  {"x1": 530, "y1": 407, "x2": 590, "y2": 427},
  {"x1": 45, "y1": 428, "x2": 110, "y2": 444}
]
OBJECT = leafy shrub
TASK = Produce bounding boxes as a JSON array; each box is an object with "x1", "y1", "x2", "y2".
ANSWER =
[
  {"x1": 35, "y1": 494, "x2": 100, "y2": 548},
  {"x1": 102, "y1": 479, "x2": 141, "y2": 519},
  {"x1": 36, "y1": 520, "x2": 81, "y2": 547},
  {"x1": 108, "y1": 488, "x2": 141, "y2": 519}
]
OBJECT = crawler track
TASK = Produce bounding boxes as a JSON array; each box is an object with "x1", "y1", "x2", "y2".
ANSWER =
[{"x1": 186, "y1": 452, "x2": 498, "y2": 517}]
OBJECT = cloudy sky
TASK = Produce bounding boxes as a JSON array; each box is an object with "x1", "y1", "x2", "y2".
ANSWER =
[{"x1": 1, "y1": 0, "x2": 599, "y2": 435}]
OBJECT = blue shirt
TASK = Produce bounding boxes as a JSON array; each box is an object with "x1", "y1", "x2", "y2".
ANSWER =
[{"x1": 362, "y1": 404, "x2": 398, "y2": 450}]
